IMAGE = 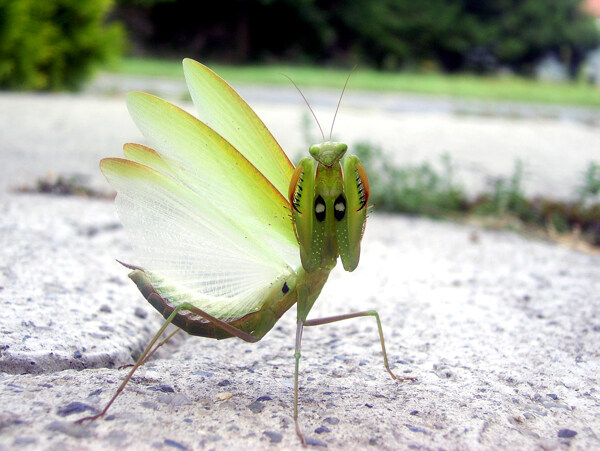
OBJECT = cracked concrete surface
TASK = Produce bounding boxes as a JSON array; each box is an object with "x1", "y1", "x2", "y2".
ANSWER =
[{"x1": 0, "y1": 84, "x2": 599, "y2": 450}]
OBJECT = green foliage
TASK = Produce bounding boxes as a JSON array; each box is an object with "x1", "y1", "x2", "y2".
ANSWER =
[
  {"x1": 353, "y1": 140, "x2": 600, "y2": 247},
  {"x1": 0, "y1": 0, "x2": 124, "y2": 90},
  {"x1": 473, "y1": 160, "x2": 530, "y2": 217},
  {"x1": 577, "y1": 162, "x2": 600, "y2": 204},
  {"x1": 113, "y1": 0, "x2": 600, "y2": 75},
  {"x1": 353, "y1": 142, "x2": 466, "y2": 216},
  {"x1": 340, "y1": 0, "x2": 600, "y2": 73}
]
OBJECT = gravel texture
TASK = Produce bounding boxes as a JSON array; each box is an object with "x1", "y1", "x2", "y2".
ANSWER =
[{"x1": 0, "y1": 85, "x2": 599, "y2": 450}]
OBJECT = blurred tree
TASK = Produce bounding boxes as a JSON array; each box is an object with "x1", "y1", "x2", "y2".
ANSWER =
[
  {"x1": 339, "y1": 0, "x2": 600, "y2": 74},
  {"x1": 114, "y1": 0, "x2": 600, "y2": 75},
  {"x1": 115, "y1": 0, "x2": 333, "y2": 62},
  {"x1": 0, "y1": 0, "x2": 124, "y2": 90}
]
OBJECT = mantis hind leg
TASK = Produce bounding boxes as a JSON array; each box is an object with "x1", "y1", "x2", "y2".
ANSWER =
[
  {"x1": 304, "y1": 310, "x2": 416, "y2": 382},
  {"x1": 118, "y1": 327, "x2": 181, "y2": 370},
  {"x1": 75, "y1": 302, "x2": 259, "y2": 424},
  {"x1": 292, "y1": 309, "x2": 414, "y2": 447}
]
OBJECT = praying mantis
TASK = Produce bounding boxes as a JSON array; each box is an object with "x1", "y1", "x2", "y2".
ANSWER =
[{"x1": 77, "y1": 59, "x2": 415, "y2": 445}]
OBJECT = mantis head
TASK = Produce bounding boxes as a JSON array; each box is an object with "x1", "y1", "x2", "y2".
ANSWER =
[{"x1": 309, "y1": 141, "x2": 348, "y2": 167}]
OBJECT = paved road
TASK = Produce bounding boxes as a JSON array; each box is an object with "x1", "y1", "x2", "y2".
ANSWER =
[
  {"x1": 1, "y1": 76, "x2": 598, "y2": 202},
  {"x1": 91, "y1": 73, "x2": 600, "y2": 123},
  {"x1": 0, "y1": 76, "x2": 599, "y2": 449},
  {"x1": 1, "y1": 196, "x2": 599, "y2": 449}
]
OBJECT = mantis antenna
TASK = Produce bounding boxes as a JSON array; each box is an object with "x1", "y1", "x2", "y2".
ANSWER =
[
  {"x1": 329, "y1": 65, "x2": 357, "y2": 141},
  {"x1": 281, "y1": 73, "x2": 325, "y2": 142}
]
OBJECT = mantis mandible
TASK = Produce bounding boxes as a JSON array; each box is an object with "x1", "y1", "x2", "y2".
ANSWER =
[{"x1": 76, "y1": 59, "x2": 415, "y2": 445}]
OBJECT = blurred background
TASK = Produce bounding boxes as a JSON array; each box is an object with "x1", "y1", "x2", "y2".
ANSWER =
[
  {"x1": 1, "y1": 0, "x2": 600, "y2": 249},
  {"x1": 2, "y1": 0, "x2": 600, "y2": 88}
]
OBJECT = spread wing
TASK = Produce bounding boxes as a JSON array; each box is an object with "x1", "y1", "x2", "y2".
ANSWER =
[
  {"x1": 101, "y1": 62, "x2": 301, "y2": 320},
  {"x1": 183, "y1": 59, "x2": 295, "y2": 199}
]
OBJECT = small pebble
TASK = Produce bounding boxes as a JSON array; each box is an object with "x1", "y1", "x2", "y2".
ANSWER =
[
  {"x1": 558, "y1": 429, "x2": 577, "y2": 438},
  {"x1": 256, "y1": 396, "x2": 272, "y2": 402},
  {"x1": 99, "y1": 304, "x2": 112, "y2": 313},
  {"x1": 546, "y1": 393, "x2": 558, "y2": 400},
  {"x1": 323, "y1": 417, "x2": 339, "y2": 425},
  {"x1": 57, "y1": 402, "x2": 96, "y2": 417},
  {"x1": 134, "y1": 307, "x2": 148, "y2": 319},
  {"x1": 164, "y1": 438, "x2": 187, "y2": 450},
  {"x1": 315, "y1": 426, "x2": 330, "y2": 434},
  {"x1": 405, "y1": 424, "x2": 430, "y2": 435},
  {"x1": 157, "y1": 393, "x2": 192, "y2": 406},
  {"x1": 217, "y1": 379, "x2": 231, "y2": 387},
  {"x1": 170, "y1": 394, "x2": 192, "y2": 406},
  {"x1": 247, "y1": 401, "x2": 265, "y2": 414},
  {"x1": 263, "y1": 431, "x2": 283, "y2": 443},
  {"x1": 306, "y1": 437, "x2": 327, "y2": 447},
  {"x1": 149, "y1": 384, "x2": 175, "y2": 393},
  {"x1": 216, "y1": 392, "x2": 233, "y2": 401},
  {"x1": 193, "y1": 371, "x2": 213, "y2": 377}
]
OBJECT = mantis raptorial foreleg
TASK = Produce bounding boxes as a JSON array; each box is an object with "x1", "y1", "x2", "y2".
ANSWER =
[{"x1": 76, "y1": 302, "x2": 259, "y2": 424}]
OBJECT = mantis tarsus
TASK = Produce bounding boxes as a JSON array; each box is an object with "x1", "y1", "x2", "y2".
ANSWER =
[{"x1": 76, "y1": 59, "x2": 415, "y2": 445}]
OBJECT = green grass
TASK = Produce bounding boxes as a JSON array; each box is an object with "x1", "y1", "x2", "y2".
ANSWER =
[{"x1": 105, "y1": 57, "x2": 600, "y2": 107}]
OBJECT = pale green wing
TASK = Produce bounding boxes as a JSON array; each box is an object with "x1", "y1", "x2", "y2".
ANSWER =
[
  {"x1": 183, "y1": 59, "x2": 294, "y2": 199},
  {"x1": 125, "y1": 92, "x2": 298, "y2": 265},
  {"x1": 101, "y1": 158, "x2": 296, "y2": 320},
  {"x1": 123, "y1": 143, "x2": 173, "y2": 176}
]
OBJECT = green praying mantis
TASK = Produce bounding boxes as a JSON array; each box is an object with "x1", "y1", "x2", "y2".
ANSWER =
[{"x1": 76, "y1": 59, "x2": 415, "y2": 445}]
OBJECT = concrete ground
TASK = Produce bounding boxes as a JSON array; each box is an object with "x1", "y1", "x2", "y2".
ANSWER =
[{"x1": 0, "y1": 77, "x2": 599, "y2": 450}]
